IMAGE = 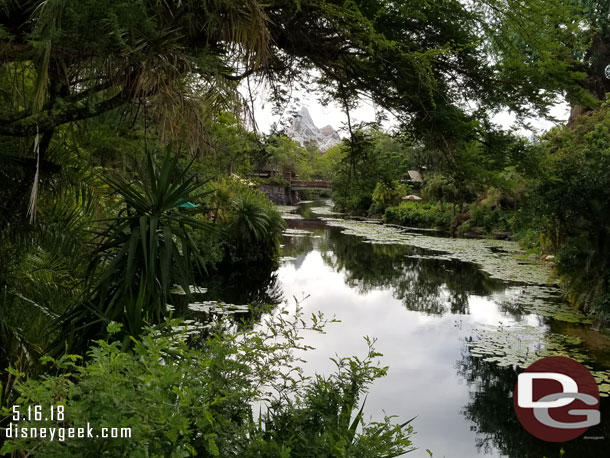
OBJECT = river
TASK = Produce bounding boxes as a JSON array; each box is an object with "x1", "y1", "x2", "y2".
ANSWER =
[{"x1": 208, "y1": 199, "x2": 610, "y2": 458}]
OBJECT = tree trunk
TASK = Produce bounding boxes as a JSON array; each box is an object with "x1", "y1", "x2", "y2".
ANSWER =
[{"x1": 568, "y1": 34, "x2": 610, "y2": 126}]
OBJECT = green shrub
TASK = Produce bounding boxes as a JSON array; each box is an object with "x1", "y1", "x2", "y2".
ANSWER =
[
  {"x1": 256, "y1": 176, "x2": 290, "y2": 187},
  {"x1": 468, "y1": 205, "x2": 513, "y2": 233},
  {"x1": 333, "y1": 192, "x2": 373, "y2": 215},
  {"x1": 204, "y1": 178, "x2": 286, "y2": 267},
  {"x1": 294, "y1": 189, "x2": 319, "y2": 201},
  {"x1": 1, "y1": 313, "x2": 416, "y2": 458},
  {"x1": 519, "y1": 103, "x2": 610, "y2": 319},
  {"x1": 384, "y1": 202, "x2": 452, "y2": 229},
  {"x1": 457, "y1": 222, "x2": 471, "y2": 237},
  {"x1": 370, "y1": 181, "x2": 408, "y2": 215},
  {"x1": 56, "y1": 152, "x2": 216, "y2": 349}
]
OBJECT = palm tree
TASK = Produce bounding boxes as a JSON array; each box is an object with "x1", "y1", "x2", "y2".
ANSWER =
[{"x1": 229, "y1": 193, "x2": 273, "y2": 246}]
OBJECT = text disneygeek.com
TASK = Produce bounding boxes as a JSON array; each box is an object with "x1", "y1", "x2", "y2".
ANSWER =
[{"x1": 3, "y1": 405, "x2": 131, "y2": 441}]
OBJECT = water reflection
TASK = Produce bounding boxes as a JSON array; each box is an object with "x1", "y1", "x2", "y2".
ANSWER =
[
  {"x1": 282, "y1": 220, "x2": 507, "y2": 316},
  {"x1": 275, "y1": 201, "x2": 610, "y2": 457},
  {"x1": 456, "y1": 350, "x2": 610, "y2": 457},
  {"x1": 199, "y1": 200, "x2": 610, "y2": 457},
  {"x1": 201, "y1": 264, "x2": 284, "y2": 308}
]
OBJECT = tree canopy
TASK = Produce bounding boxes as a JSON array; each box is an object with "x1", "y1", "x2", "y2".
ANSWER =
[{"x1": 0, "y1": 0, "x2": 591, "y2": 157}]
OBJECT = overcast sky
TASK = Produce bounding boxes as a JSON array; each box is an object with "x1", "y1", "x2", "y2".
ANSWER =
[{"x1": 243, "y1": 79, "x2": 571, "y2": 139}]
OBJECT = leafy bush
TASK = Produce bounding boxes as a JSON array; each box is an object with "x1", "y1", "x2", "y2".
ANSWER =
[
  {"x1": 468, "y1": 205, "x2": 513, "y2": 233},
  {"x1": 204, "y1": 178, "x2": 286, "y2": 267},
  {"x1": 294, "y1": 189, "x2": 320, "y2": 201},
  {"x1": 57, "y1": 152, "x2": 215, "y2": 350},
  {"x1": 331, "y1": 129, "x2": 416, "y2": 215},
  {"x1": 2, "y1": 312, "x2": 416, "y2": 458},
  {"x1": 370, "y1": 181, "x2": 408, "y2": 215},
  {"x1": 464, "y1": 187, "x2": 515, "y2": 234},
  {"x1": 228, "y1": 193, "x2": 284, "y2": 250},
  {"x1": 521, "y1": 102, "x2": 610, "y2": 320},
  {"x1": 384, "y1": 202, "x2": 453, "y2": 229},
  {"x1": 333, "y1": 190, "x2": 374, "y2": 215},
  {"x1": 421, "y1": 174, "x2": 458, "y2": 210},
  {"x1": 256, "y1": 175, "x2": 290, "y2": 187}
]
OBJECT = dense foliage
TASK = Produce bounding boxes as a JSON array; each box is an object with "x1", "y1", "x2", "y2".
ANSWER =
[
  {"x1": 212, "y1": 179, "x2": 286, "y2": 266},
  {"x1": 520, "y1": 102, "x2": 610, "y2": 322},
  {"x1": 2, "y1": 314, "x2": 415, "y2": 458},
  {"x1": 331, "y1": 129, "x2": 415, "y2": 214},
  {"x1": 384, "y1": 203, "x2": 453, "y2": 230},
  {"x1": 2, "y1": 0, "x2": 610, "y2": 455}
]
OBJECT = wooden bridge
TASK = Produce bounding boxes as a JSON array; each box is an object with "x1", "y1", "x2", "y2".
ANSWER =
[
  {"x1": 252, "y1": 170, "x2": 332, "y2": 204},
  {"x1": 289, "y1": 179, "x2": 332, "y2": 191},
  {"x1": 256, "y1": 178, "x2": 332, "y2": 205}
]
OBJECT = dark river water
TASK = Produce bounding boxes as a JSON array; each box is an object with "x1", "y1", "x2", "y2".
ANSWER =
[{"x1": 208, "y1": 200, "x2": 610, "y2": 458}]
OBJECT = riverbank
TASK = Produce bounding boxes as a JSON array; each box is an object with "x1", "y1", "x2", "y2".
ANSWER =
[
  {"x1": 355, "y1": 198, "x2": 610, "y2": 327},
  {"x1": 276, "y1": 199, "x2": 610, "y2": 457}
]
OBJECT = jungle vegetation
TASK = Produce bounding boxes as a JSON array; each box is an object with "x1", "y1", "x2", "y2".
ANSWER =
[{"x1": 0, "y1": 0, "x2": 610, "y2": 455}]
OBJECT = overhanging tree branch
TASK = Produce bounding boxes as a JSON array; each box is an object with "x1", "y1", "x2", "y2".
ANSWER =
[{"x1": 0, "y1": 93, "x2": 128, "y2": 137}]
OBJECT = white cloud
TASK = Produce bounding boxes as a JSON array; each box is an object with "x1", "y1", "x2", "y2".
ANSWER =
[{"x1": 242, "y1": 78, "x2": 571, "y2": 138}]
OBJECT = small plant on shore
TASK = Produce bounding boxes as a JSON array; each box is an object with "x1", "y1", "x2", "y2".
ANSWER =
[{"x1": 2, "y1": 310, "x2": 416, "y2": 458}]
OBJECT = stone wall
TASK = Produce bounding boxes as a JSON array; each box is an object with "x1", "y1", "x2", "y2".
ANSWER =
[{"x1": 258, "y1": 185, "x2": 295, "y2": 205}]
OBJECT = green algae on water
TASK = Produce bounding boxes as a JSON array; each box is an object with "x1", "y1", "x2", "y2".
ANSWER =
[
  {"x1": 466, "y1": 325, "x2": 610, "y2": 396},
  {"x1": 317, "y1": 216, "x2": 553, "y2": 285}
]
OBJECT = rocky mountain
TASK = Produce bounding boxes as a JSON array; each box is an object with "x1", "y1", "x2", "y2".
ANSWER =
[{"x1": 285, "y1": 107, "x2": 341, "y2": 151}]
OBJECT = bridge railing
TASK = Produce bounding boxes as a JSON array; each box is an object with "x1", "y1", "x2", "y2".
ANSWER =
[{"x1": 289, "y1": 179, "x2": 331, "y2": 188}]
